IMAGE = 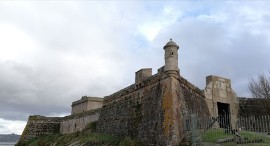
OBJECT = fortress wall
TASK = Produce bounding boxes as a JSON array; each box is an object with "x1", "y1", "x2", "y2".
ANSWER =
[
  {"x1": 18, "y1": 115, "x2": 62, "y2": 143},
  {"x1": 170, "y1": 76, "x2": 210, "y2": 144},
  {"x1": 97, "y1": 73, "x2": 169, "y2": 145},
  {"x1": 60, "y1": 109, "x2": 101, "y2": 134},
  {"x1": 239, "y1": 97, "x2": 270, "y2": 116},
  {"x1": 18, "y1": 109, "x2": 101, "y2": 144},
  {"x1": 177, "y1": 77, "x2": 210, "y2": 116},
  {"x1": 98, "y1": 72, "x2": 210, "y2": 145}
]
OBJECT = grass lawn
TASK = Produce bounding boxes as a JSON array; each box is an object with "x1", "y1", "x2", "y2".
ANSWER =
[{"x1": 201, "y1": 128, "x2": 270, "y2": 146}]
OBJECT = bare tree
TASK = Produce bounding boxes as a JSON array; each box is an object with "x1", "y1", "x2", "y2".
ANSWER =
[{"x1": 248, "y1": 73, "x2": 270, "y2": 99}]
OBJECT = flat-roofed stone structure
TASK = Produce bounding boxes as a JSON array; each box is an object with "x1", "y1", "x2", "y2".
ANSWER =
[
  {"x1": 71, "y1": 96, "x2": 103, "y2": 115},
  {"x1": 203, "y1": 75, "x2": 239, "y2": 128}
]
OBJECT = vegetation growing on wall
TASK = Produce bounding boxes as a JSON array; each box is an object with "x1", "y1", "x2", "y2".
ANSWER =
[{"x1": 16, "y1": 126, "x2": 142, "y2": 146}]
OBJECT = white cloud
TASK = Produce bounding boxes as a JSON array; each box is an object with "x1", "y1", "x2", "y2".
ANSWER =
[
  {"x1": 0, "y1": 23, "x2": 40, "y2": 63},
  {"x1": 0, "y1": 118, "x2": 26, "y2": 134},
  {"x1": 138, "y1": 5, "x2": 181, "y2": 42}
]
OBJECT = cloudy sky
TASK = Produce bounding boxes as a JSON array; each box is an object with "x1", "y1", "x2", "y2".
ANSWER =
[{"x1": 0, "y1": 0, "x2": 270, "y2": 134}]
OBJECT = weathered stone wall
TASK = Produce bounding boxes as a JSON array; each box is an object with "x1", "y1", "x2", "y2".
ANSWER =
[
  {"x1": 97, "y1": 68, "x2": 210, "y2": 145},
  {"x1": 98, "y1": 72, "x2": 166, "y2": 145},
  {"x1": 61, "y1": 109, "x2": 101, "y2": 134},
  {"x1": 18, "y1": 109, "x2": 101, "y2": 144},
  {"x1": 171, "y1": 76, "x2": 210, "y2": 144},
  {"x1": 178, "y1": 76, "x2": 210, "y2": 115},
  {"x1": 239, "y1": 97, "x2": 270, "y2": 116},
  {"x1": 18, "y1": 115, "x2": 62, "y2": 143},
  {"x1": 72, "y1": 101, "x2": 88, "y2": 115}
]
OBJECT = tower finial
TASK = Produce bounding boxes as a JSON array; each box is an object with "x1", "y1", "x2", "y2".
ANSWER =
[{"x1": 170, "y1": 38, "x2": 172, "y2": 41}]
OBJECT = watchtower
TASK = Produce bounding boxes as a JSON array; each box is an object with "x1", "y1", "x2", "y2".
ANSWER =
[{"x1": 163, "y1": 39, "x2": 180, "y2": 76}]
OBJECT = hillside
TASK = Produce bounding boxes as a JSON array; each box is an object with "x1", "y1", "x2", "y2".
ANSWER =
[{"x1": 15, "y1": 132, "x2": 141, "y2": 146}]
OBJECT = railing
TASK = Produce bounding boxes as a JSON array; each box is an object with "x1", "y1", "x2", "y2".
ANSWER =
[{"x1": 183, "y1": 114, "x2": 270, "y2": 145}]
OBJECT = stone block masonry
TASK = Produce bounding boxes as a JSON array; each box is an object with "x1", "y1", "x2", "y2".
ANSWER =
[
  {"x1": 19, "y1": 115, "x2": 62, "y2": 142},
  {"x1": 203, "y1": 75, "x2": 239, "y2": 129},
  {"x1": 98, "y1": 72, "x2": 166, "y2": 145},
  {"x1": 97, "y1": 67, "x2": 210, "y2": 145},
  {"x1": 61, "y1": 108, "x2": 101, "y2": 134},
  {"x1": 19, "y1": 108, "x2": 102, "y2": 143}
]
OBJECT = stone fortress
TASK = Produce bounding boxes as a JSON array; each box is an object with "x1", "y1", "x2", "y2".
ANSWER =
[{"x1": 19, "y1": 39, "x2": 239, "y2": 145}]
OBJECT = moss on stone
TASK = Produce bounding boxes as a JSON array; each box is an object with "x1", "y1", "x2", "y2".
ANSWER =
[{"x1": 16, "y1": 132, "x2": 141, "y2": 146}]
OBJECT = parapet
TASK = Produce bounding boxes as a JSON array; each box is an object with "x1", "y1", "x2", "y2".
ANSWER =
[{"x1": 135, "y1": 68, "x2": 152, "y2": 85}]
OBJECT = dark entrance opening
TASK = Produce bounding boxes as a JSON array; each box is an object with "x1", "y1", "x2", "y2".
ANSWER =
[{"x1": 217, "y1": 102, "x2": 230, "y2": 128}]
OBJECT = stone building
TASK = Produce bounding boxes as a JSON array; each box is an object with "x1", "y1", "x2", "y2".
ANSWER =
[
  {"x1": 71, "y1": 96, "x2": 103, "y2": 115},
  {"x1": 19, "y1": 39, "x2": 239, "y2": 146}
]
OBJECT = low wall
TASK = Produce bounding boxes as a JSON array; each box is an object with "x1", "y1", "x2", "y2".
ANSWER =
[
  {"x1": 18, "y1": 115, "x2": 62, "y2": 143},
  {"x1": 60, "y1": 109, "x2": 101, "y2": 134},
  {"x1": 239, "y1": 97, "x2": 270, "y2": 116}
]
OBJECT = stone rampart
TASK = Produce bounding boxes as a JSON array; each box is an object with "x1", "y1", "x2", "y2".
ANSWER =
[
  {"x1": 239, "y1": 97, "x2": 270, "y2": 116},
  {"x1": 18, "y1": 115, "x2": 62, "y2": 143},
  {"x1": 97, "y1": 70, "x2": 210, "y2": 145},
  {"x1": 103, "y1": 74, "x2": 160, "y2": 104},
  {"x1": 177, "y1": 76, "x2": 209, "y2": 115},
  {"x1": 170, "y1": 76, "x2": 210, "y2": 144},
  {"x1": 98, "y1": 73, "x2": 167, "y2": 145},
  {"x1": 61, "y1": 108, "x2": 101, "y2": 134}
]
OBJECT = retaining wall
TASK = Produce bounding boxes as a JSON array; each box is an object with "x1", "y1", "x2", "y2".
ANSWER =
[
  {"x1": 60, "y1": 109, "x2": 101, "y2": 134},
  {"x1": 18, "y1": 115, "x2": 62, "y2": 142}
]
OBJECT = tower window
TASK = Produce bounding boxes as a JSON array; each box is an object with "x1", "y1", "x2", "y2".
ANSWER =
[{"x1": 171, "y1": 52, "x2": 174, "y2": 56}]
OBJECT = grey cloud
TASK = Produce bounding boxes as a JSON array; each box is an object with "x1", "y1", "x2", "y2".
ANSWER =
[
  {"x1": 0, "y1": 1, "x2": 153, "y2": 122},
  {"x1": 0, "y1": 1, "x2": 270, "y2": 130},
  {"x1": 153, "y1": 2, "x2": 270, "y2": 97}
]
